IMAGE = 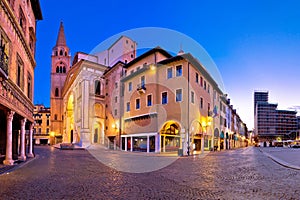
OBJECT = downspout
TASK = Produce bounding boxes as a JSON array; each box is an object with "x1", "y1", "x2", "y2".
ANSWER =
[{"x1": 187, "y1": 61, "x2": 190, "y2": 156}]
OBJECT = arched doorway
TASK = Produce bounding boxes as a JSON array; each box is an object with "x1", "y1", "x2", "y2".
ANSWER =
[
  {"x1": 93, "y1": 122, "x2": 103, "y2": 144},
  {"x1": 160, "y1": 121, "x2": 181, "y2": 152},
  {"x1": 220, "y1": 131, "x2": 225, "y2": 150},
  {"x1": 190, "y1": 120, "x2": 203, "y2": 153},
  {"x1": 66, "y1": 94, "x2": 76, "y2": 143}
]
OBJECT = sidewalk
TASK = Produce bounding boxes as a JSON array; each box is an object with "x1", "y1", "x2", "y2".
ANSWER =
[
  {"x1": 0, "y1": 156, "x2": 36, "y2": 175},
  {"x1": 259, "y1": 147, "x2": 300, "y2": 170}
]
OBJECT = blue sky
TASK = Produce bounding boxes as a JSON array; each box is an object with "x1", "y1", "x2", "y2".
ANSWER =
[{"x1": 35, "y1": 0, "x2": 300, "y2": 129}]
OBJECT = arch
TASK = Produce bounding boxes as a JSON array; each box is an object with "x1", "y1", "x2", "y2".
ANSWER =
[
  {"x1": 65, "y1": 94, "x2": 77, "y2": 143},
  {"x1": 55, "y1": 88, "x2": 59, "y2": 97},
  {"x1": 59, "y1": 49, "x2": 63, "y2": 56},
  {"x1": 190, "y1": 120, "x2": 203, "y2": 152},
  {"x1": 160, "y1": 120, "x2": 181, "y2": 152},
  {"x1": 95, "y1": 80, "x2": 101, "y2": 95}
]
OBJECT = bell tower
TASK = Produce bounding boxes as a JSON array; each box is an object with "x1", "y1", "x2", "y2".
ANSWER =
[{"x1": 50, "y1": 22, "x2": 71, "y2": 140}]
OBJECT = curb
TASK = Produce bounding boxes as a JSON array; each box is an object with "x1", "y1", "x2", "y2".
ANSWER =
[
  {"x1": 0, "y1": 155, "x2": 38, "y2": 176},
  {"x1": 259, "y1": 148, "x2": 300, "y2": 170}
]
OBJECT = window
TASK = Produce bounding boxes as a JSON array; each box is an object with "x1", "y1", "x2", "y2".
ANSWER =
[
  {"x1": 162, "y1": 92, "x2": 168, "y2": 104},
  {"x1": 56, "y1": 66, "x2": 59, "y2": 73},
  {"x1": 17, "y1": 55, "x2": 24, "y2": 89},
  {"x1": 176, "y1": 65, "x2": 182, "y2": 77},
  {"x1": 19, "y1": 7, "x2": 26, "y2": 33},
  {"x1": 167, "y1": 67, "x2": 173, "y2": 79},
  {"x1": 200, "y1": 97, "x2": 203, "y2": 109},
  {"x1": 63, "y1": 66, "x2": 66, "y2": 73},
  {"x1": 38, "y1": 128, "x2": 41, "y2": 134},
  {"x1": 196, "y1": 73, "x2": 199, "y2": 83},
  {"x1": 115, "y1": 82, "x2": 118, "y2": 89},
  {"x1": 95, "y1": 80, "x2": 101, "y2": 95},
  {"x1": 60, "y1": 50, "x2": 63, "y2": 56},
  {"x1": 136, "y1": 99, "x2": 140, "y2": 109},
  {"x1": 114, "y1": 109, "x2": 117, "y2": 116},
  {"x1": 176, "y1": 89, "x2": 182, "y2": 102},
  {"x1": 208, "y1": 103, "x2": 211, "y2": 115},
  {"x1": 200, "y1": 76, "x2": 203, "y2": 87},
  {"x1": 128, "y1": 82, "x2": 132, "y2": 91},
  {"x1": 55, "y1": 88, "x2": 59, "y2": 97},
  {"x1": 46, "y1": 119, "x2": 49, "y2": 126},
  {"x1": 141, "y1": 76, "x2": 145, "y2": 87},
  {"x1": 27, "y1": 72, "x2": 32, "y2": 100},
  {"x1": 204, "y1": 81, "x2": 207, "y2": 90},
  {"x1": 46, "y1": 128, "x2": 49, "y2": 134},
  {"x1": 126, "y1": 102, "x2": 130, "y2": 112},
  {"x1": 54, "y1": 114, "x2": 57, "y2": 120},
  {"x1": 147, "y1": 94, "x2": 152, "y2": 106},
  {"x1": 115, "y1": 96, "x2": 118, "y2": 103},
  {"x1": 191, "y1": 91, "x2": 195, "y2": 103},
  {"x1": 208, "y1": 84, "x2": 210, "y2": 93}
]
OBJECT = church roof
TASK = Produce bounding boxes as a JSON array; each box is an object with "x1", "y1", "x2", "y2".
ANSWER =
[{"x1": 55, "y1": 22, "x2": 67, "y2": 47}]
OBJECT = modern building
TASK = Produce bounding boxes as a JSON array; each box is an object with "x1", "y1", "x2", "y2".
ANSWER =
[
  {"x1": 33, "y1": 104, "x2": 50, "y2": 144},
  {"x1": 254, "y1": 91, "x2": 298, "y2": 146},
  {"x1": 0, "y1": 0, "x2": 42, "y2": 165}
]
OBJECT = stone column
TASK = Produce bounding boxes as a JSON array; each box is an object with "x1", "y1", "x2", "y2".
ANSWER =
[
  {"x1": 27, "y1": 123, "x2": 34, "y2": 157},
  {"x1": 3, "y1": 111, "x2": 14, "y2": 165},
  {"x1": 19, "y1": 118, "x2": 27, "y2": 161}
]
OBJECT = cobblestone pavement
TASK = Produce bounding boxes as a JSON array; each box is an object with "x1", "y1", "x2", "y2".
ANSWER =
[{"x1": 0, "y1": 146, "x2": 300, "y2": 200}]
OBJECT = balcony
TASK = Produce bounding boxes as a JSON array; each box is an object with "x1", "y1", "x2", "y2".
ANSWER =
[
  {"x1": 137, "y1": 83, "x2": 146, "y2": 94},
  {"x1": 0, "y1": 47, "x2": 8, "y2": 78}
]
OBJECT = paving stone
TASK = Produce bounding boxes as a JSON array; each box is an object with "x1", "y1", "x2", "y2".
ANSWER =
[{"x1": 0, "y1": 146, "x2": 299, "y2": 199}]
